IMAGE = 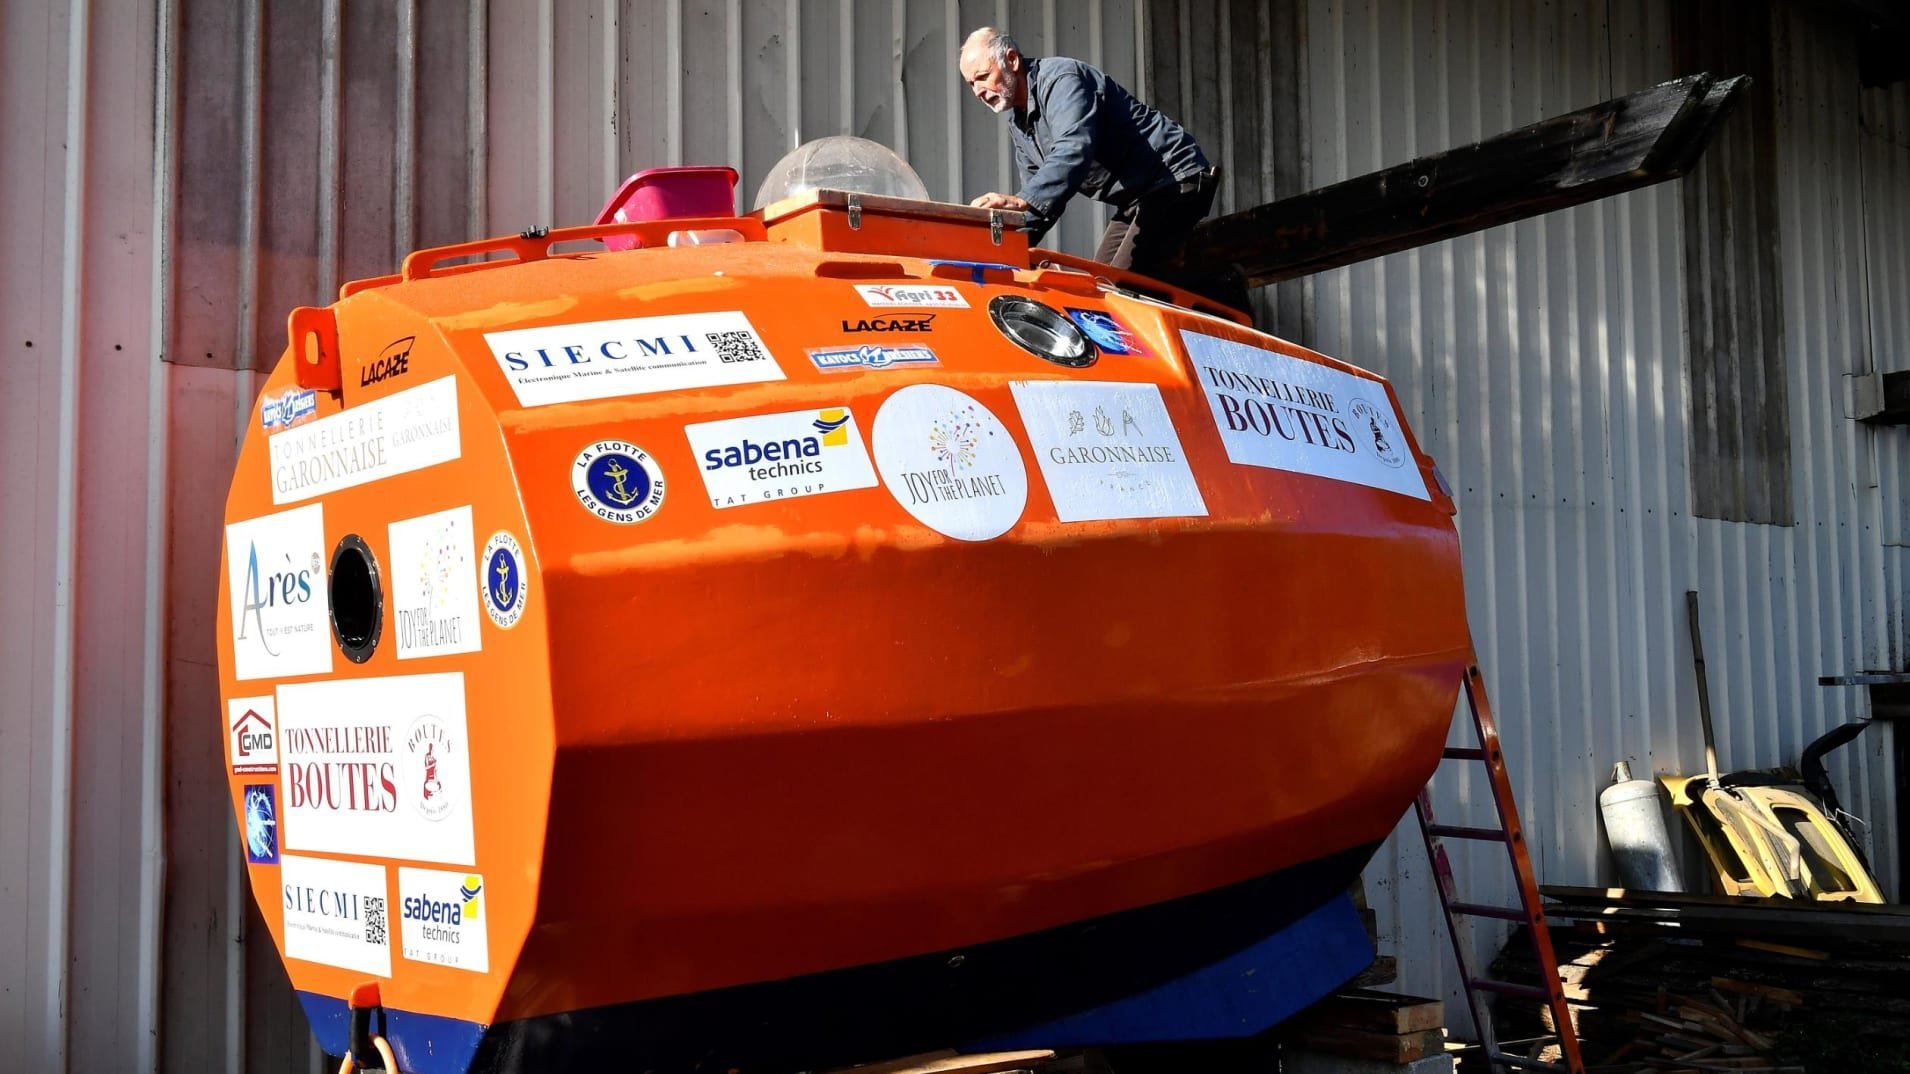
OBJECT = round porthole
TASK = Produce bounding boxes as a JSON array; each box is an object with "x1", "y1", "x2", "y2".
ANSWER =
[
  {"x1": 329, "y1": 534, "x2": 383, "y2": 664},
  {"x1": 988, "y1": 295, "x2": 1098, "y2": 368}
]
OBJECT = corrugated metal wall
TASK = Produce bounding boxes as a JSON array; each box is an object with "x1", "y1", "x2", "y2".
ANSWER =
[
  {"x1": 175, "y1": 0, "x2": 1152, "y2": 382},
  {"x1": 2, "y1": 0, "x2": 169, "y2": 1071},
  {"x1": 1155, "y1": 0, "x2": 1910, "y2": 1027},
  {"x1": 4, "y1": 1, "x2": 1906, "y2": 1069},
  {"x1": 1868, "y1": 59, "x2": 1910, "y2": 668},
  {"x1": 5, "y1": 2, "x2": 1155, "y2": 1071}
]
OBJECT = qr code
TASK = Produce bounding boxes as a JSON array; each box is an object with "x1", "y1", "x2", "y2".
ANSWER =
[
  {"x1": 363, "y1": 896, "x2": 387, "y2": 946},
  {"x1": 706, "y1": 330, "x2": 766, "y2": 364}
]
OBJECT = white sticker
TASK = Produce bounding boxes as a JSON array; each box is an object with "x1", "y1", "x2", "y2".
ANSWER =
[
  {"x1": 277, "y1": 672, "x2": 477, "y2": 866},
  {"x1": 398, "y1": 867, "x2": 490, "y2": 973},
  {"x1": 872, "y1": 384, "x2": 1028, "y2": 541},
  {"x1": 268, "y1": 375, "x2": 462, "y2": 505},
  {"x1": 1008, "y1": 381, "x2": 1208, "y2": 522},
  {"x1": 480, "y1": 531, "x2": 528, "y2": 630},
  {"x1": 484, "y1": 311, "x2": 784, "y2": 408},
  {"x1": 280, "y1": 855, "x2": 392, "y2": 977},
  {"x1": 388, "y1": 505, "x2": 482, "y2": 660},
  {"x1": 227, "y1": 695, "x2": 281, "y2": 774},
  {"x1": 1183, "y1": 331, "x2": 1429, "y2": 501},
  {"x1": 854, "y1": 283, "x2": 970, "y2": 309},
  {"x1": 225, "y1": 503, "x2": 333, "y2": 682},
  {"x1": 684, "y1": 407, "x2": 878, "y2": 509}
]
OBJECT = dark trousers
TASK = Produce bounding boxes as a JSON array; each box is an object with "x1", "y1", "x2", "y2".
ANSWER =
[
  {"x1": 1094, "y1": 172, "x2": 1248, "y2": 312},
  {"x1": 1094, "y1": 173, "x2": 1218, "y2": 279}
]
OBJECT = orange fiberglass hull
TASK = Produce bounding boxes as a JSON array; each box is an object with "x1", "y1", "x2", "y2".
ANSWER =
[{"x1": 217, "y1": 191, "x2": 1470, "y2": 1073}]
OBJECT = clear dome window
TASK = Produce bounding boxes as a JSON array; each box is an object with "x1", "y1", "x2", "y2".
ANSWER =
[{"x1": 753, "y1": 136, "x2": 931, "y2": 209}]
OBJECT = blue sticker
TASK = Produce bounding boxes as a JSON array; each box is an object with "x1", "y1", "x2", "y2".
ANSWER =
[
  {"x1": 927, "y1": 258, "x2": 1018, "y2": 285},
  {"x1": 571, "y1": 440, "x2": 667, "y2": 524},
  {"x1": 259, "y1": 387, "x2": 318, "y2": 432},
  {"x1": 481, "y1": 531, "x2": 528, "y2": 629},
  {"x1": 807, "y1": 344, "x2": 941, "y2": 372},
  {"x1": 243, "y1": 783, "x2": 279, "y2": 865},
  {"x1": 1066, "y1": 309, "x2": 1149, "y2": 356}
]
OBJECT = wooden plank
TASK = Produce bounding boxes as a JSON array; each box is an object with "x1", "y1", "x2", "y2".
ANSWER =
[
  {"x1": 830, "y1": 1051, "x2": 1056, "y2": 1074},
  {"x1": 1288, "y1": 1025, "x2": 1446, "y2": 1063},
  {"x1": 1348, "y1": 954, "x2": 1398, "y2": 988},
  {"x1": 1299, "y1": 988, "x2": 1445, "y2": 1035},
  {"x1": 1733, "y1": 938, "x2": 1828, "y2": 960},
  {"x1": 1710, "y1": 978, "x2": 1804, "y2": 1008},
  {"x1": 1174, "y1": 73, "x2": 1748, "y2": 286}
]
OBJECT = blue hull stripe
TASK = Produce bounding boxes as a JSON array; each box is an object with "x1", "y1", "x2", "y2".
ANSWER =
[{"x1": 298, "y1": 842, "x2": 1378, "y2": 1073}]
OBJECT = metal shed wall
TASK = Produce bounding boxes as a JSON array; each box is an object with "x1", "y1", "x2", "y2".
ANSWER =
[
  {"x1": 1, "y1": 1, "x2": 168, "y2": 1071},
  {"x1": 0, "y1": 2, "x2": 1153, "y2": 1071},
  {"x1": 1864, "y1": 55, "x2": 1910, "y2": 648},
  {"x1": 1155, "y1": 0, "x2": 1910, "y2": 1022},
  {"x1": 4, "y1": 1, "x2": 1906, "y2": 1071}
]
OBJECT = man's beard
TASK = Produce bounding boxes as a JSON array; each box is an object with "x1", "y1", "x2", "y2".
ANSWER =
[{"x1": 991, "y1": 71, "x2": 1021, "y2": 112}]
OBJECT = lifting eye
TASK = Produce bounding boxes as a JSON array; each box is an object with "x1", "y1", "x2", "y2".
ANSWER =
[
  {"x1": 988, "y1": 295, "x2": 1097, "y2": 368},
  {"x1": 329, "y1": 534, "x2": 384, "y2": 664}
]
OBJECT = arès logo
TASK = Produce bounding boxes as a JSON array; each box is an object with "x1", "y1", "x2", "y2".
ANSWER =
[
  {"x1": 237, "y1": 542, "x2": 318, "y2": 658},
  {"x1": 360, "y1": 336, "x2": 414, "y2": 387},
  {"x1": 225, "y1": 503, "x2": 333, "y2": 680}
]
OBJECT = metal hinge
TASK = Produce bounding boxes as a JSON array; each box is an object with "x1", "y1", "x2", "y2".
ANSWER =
[
  {"x1": 989, "y1": 209, "x2": 1004, "y2": 244},
  {"x1": 846, "y1": 193, "x2": 862, "y2": 230}
]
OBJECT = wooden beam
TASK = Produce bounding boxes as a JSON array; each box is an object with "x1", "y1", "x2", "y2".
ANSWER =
[
  {"x1": 1798, "y1": 0, "x2": 1910, "y2": 36},
  {"x1": 1537, "y1": 884, "x2": 1910, "y2": 944},
  {"x1": 1865, "y1": 370, "x2": 1910, "y2": 425},
  {"x1": 1178, "y1": 73, "x2": 1749, "y2": 288}
]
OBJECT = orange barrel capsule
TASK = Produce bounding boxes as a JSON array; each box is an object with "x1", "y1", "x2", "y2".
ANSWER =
[{"x1": 218, "y1": 156, "x2": 1470, "y2": 1074}]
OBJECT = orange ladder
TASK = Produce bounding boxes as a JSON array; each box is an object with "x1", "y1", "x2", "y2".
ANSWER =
[{"x1": 1413, "y1": 664, "x2": 1585, "y2": 1073}]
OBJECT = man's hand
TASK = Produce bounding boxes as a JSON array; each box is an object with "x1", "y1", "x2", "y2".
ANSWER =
[{"x1": 970, "y1": 192, "x2": 1032, "y2": 212}]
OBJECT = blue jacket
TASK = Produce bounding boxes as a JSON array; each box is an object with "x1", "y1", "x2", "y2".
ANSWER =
[{"x1": 1010, "y1": 56, "x2": 1210, "y2": 240}]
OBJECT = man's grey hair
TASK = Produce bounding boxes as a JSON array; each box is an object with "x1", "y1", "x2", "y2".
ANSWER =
[
  {"x1": 989, "y1": 29, "x2": 1021, "y2": 66},
  {"x1": 968, "y1": 27, "x2": 1021, "y2": 67}
]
